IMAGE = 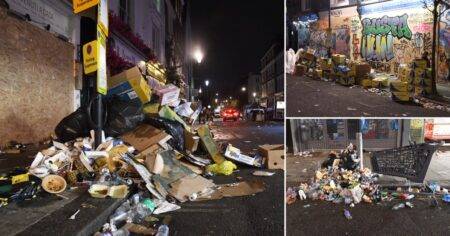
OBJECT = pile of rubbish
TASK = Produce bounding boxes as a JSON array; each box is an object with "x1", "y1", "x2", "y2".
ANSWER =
[
  {"x1": 286, "y1": 145, "x2": 450, "y2": 214},
  {"x1": 0, "y1": 60, "x2": 283, "y2": 235},
  {"x1": 286, "y1": 48, "x2": 447, "y2": 105}
]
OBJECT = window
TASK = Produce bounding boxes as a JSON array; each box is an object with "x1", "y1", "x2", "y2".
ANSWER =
[
  {"x1": 119, "y1": 0, "x2": 131, "y2": 24},
  {"x1": 301, "y1": 0, "x2": 311, "y2": 11},
  {"x1": 299, "y1": 120, "x2": 325, "y2": 142},
  {"x1": 154, "y1": 0, "x2": 161, "y2": 13},
  {"x1": 327, "y1": 119, "x2": 345, "y2": 140},
  {"x1": 153, "y1": 24, "x2": 160, "y2": 57}
]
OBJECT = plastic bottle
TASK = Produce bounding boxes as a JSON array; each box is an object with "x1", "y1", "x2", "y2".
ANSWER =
[
  {"x1": 156, "y1": 224, "x2": 169, "y2": 236},
  {"x1": 344, "y1": 209, "x2": 352, "y2": 220}
]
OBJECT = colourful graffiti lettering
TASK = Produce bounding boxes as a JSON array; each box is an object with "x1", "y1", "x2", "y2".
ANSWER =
[
  {"x1": 361, "y1": 14, "x2": 412, "y2": 61},
  {"x1": 361, "y1": 14, "x2": 412, "y2": 40},
  {"x1": 361, "y1": 34, "x2": 394, "y2": 61}
]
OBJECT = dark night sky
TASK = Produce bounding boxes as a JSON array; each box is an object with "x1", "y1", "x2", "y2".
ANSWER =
[{"x1": 190, "y1": 0, "x2": 283, "y2": 99}]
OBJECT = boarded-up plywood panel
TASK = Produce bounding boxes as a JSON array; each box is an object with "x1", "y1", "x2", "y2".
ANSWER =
[{"x1": 0, "y1": 8, "x2": 74, "y2": 146}]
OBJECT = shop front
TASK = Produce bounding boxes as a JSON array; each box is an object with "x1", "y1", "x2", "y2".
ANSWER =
[{"x1": 289, "y1": 119, "x2": 406, "y2": 153}]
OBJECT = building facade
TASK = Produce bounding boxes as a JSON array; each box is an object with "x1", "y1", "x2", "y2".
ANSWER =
[
  {"x1": 247, "y1": 73, "x2": 261, "y2": 104},
  {"x1": 0, "y1": 0, "x2": 187, "y2": 146},
  {"x1": 260, "y1": 42, "x2": 284, "y2": 120},
  {"x1": 288, "y1": 0, "x2": 450, "y2": 86},
  {"x1": 288, "y1": 119, "x2": 427, "y2": 154}
]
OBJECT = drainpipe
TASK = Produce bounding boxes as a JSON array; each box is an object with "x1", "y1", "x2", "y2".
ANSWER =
[{"x1": 328, "y1": 1, "x2": 332, "y2": 58}]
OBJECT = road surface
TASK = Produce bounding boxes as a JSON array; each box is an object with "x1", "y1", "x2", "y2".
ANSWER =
[{"x1": 286, "y1": 75, "x2": 450, "y2": 117}]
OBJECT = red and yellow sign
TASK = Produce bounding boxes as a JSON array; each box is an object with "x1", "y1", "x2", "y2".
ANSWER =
[
  {"x1": 82, "y1": 40, "x2": 98, "y2": 74},
  {"x1": 73, "y1": 0, "x2": 99, "y2": 14}
]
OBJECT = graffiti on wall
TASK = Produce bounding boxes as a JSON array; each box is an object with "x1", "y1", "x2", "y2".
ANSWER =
[
  {"x1": 310, "y1": 31, "x2": 329, "y2": 57},
  {"x1": 297, "y1": 24, "x2": 311, "y2": 48},
  {"x1": 360, "y1": 14, "x2": 412, "y2": 61},
  {"x1": 332, "y1": 28, "x2": 351, "y2": 56},
  {"x1": 437, "y1": 10, "x2": 450, "y2": 82}
]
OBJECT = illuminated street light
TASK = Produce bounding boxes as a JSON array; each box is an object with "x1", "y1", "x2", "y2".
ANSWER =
[
  {"x1": 229, "y1": 96, "x2": 232, "y2": 100},
  {"x1": 207, "y1": 105, "x2": 211, "y2": 109},
  {"x1": 193, "y1": 47, "x2": 204, "y2": 63},
  {"x1": 205, "y1": 80, "x2": 210, "y2": 87},
  {"x1": 199, "y1": 88, "x2": 203, "y2": 94},
  {"x1": 215, "y1": 93, "x2": 219, "y2": 96},
  {"x1": 214, "y1": 98, "x2": 218, "y2": 103},
  {"x1": 252, "y1": 92, "x2": 256, "y2": 97},
  {"x1": 241, "y1": 87, "x2": 246, "y2": 92}
]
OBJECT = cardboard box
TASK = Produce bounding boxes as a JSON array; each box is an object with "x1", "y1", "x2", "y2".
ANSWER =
[
  {"x1": 155, "y1": 84, "x2": 180, "y2": 106},
  {"x1": 302, "y1": 52, "x2": 315, "y2": 61},
  {"x1": 413, "y1": 59, "x2": 428, "y2": 69},
  {"x1": 184, "y1": 131, "x2": 200, "y2": 153},
  {"x1": 390, "y1": 81, "x2": 413, "y2": 92},
  {"x1": 360, "y1": 78, "x2": 372, "y2": 88},
  {"x1": 295, "y1": 64, "x2": 307, "y2": 76},
  {"x1": 332, "y1": 54, "x2": 346, "y2": 65},
  {"x1": 224, "y1": 144, "x2": 261, "y2": 167},
  {"x1": 339, "y1": 77, "x2": 355, "y2": 86},
  {"x1": 259, "y1": 144, "x2": 284, "y2": 170},
  {"x1": 354, "y1": 63, "x2": 371, "y2": 78},
  {"x1": 121, "y1": 124, "x2": 168, "y2": 152},
  {"x1": 108, "y1": 67, "x2": 152, "y2": 104},
  {"x1": 372, "y1": 77, "x2": 388, "y2": 87},
  {"x1": 392, "y1": 91, "x2": 411, "y2": 101}
]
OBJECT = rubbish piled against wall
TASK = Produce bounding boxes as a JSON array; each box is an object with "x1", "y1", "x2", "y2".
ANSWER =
[{"x1": 294, "y1": 0, "x2": 449, "y2": 83}]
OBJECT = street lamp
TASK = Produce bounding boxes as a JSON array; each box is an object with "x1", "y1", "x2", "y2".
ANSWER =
[
  {"x1": 252, "y1": 92, "x2": 257, "y2": 97},
  {"x1": 214, "y1": 98, "x2": 218, "y2": 103},
  {"x1": 193, "y1": 47, "x2": 204, "y2": 64},
  {"x1": 205, "y1": 80, "x2": 210, "y2": 87},
  {"x1": 215, "y1": 93, "x2": 218, "y2": 96},
  {"x1": 199, "y1": 88, "x2": 202, "y2": 94},
  {"x1": 229, "y1": 96, "x2": 232, "y2": 100},
  {"x1": 241, "y1": 87, "x2": 246, "y2": 92}
]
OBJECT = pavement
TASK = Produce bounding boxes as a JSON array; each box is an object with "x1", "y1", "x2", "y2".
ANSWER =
[
  {"x1": 286, "y1": 75, "x2": 450, "y2": 117},
  {"x1": 0, "y1": 119, "x2": 285, "y2": 235},
  {"x1": 286, "y1": 148, "x2": 450, "y2": 236}
]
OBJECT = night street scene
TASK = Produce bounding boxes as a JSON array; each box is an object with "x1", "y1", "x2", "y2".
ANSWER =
[
  {"x1": 0, "y1": 0, "x2": 284, "y2": 235},
  {"x1": 286, "y1": 0, "x2": 450, "y2": 117},
  {"x1": 286, "y1": 118, "x2": 450, "y2": 235}
]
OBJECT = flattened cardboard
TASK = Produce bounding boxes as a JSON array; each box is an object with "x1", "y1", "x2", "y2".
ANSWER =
[
  {"x1": 197, "y1": 180, "x2": 265, "y2": 201},
  {"x1": 168, "y1": 175, "x2": 215, "y2": 202},
  {"x1": 121, "y1": 124, "x2": 168, "y2": 152},
  {"x1": 197, "y1": 125, "x2": 225, "y2": 164}
]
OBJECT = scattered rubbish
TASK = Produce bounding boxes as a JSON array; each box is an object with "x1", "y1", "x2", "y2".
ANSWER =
[
  {"x1": 442, "y1": 194, "x2": 450, "y2": 203},
  {"x1": 224, "y1": 144, "x2": 262, "y2": 167},
  {"x1": 303, "y1": 204, "x2": 310, "y2": 208},
  {"x1": 69, "y1": 209, "x2": 80, "y2": 220},
  {"x1": 42, "y1": 175, "x2": 67, "y2": 194},
  {"x1": 206, "y1": 160, "x2": 237, "y2": 176},
  {"x1": 405, "y1": 202, "x2": 414, "y2": 208},
  {"x1": 253, "y1": 171, "x2": 275, "y2": 176},
  {"x1": 392, "y1": 203, "x2": 405, "y2": 210},
  {"x1": 344, "y1": 209, "x2": 352, "y2": 220}
]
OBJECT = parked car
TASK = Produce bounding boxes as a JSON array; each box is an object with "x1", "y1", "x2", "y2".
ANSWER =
[{"x1": 221, "y1": 107, "x2": 240, "y2": 122}]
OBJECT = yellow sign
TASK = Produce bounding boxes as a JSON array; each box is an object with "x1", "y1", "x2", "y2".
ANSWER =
[
  {"x1": 73, "y1": 0, "x2": 99, "y2": 14},
  {"x1": 82, "y1": 40, "x2": 98, "y2": 74},
  {"x1": 96, "y1": 0, "x2": 108, "y2": 95},
  {"x1": 97, "y1": 0, "x2": 109, "y2": 36},
  {"x1": 97, "y1": 26, "x2": 107, "y2": 95}
]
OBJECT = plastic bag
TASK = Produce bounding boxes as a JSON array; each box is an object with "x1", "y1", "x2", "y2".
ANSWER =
[
  {"x1": 144, "y1": 117, "x2": 184, "y2": 151},
  {"x1": 286, "y1": 48, "x2": 296, "y2": 75},
  {"x1": 105, "y1": 98, "x2": 145, "y2": 137},
  {"x1": 55, "y1": 107, "x2": 91, "y2": 142}
]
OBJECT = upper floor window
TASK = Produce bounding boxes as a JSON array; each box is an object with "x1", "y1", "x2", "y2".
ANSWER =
[
  {"x1": 119, "y1": 0, "x2": 131, "y2": 24},
  {"x1": 155, "y1": 0, "x2": 161, "y2": 13},
  {"x1": 301, "y1": 0, "x2": 311, "y2": 11}
]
